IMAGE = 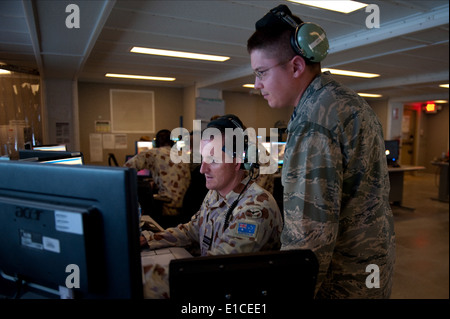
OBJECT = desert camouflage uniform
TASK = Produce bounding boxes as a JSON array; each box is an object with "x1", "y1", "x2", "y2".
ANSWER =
[
  {"x1": 143, "y1": 176, "x2": 283, "y2": 255},
  {"x1": 141, "y1": 176, "x2": 283, "y2": 298},
  {"x1": 255, "y1": 172, "x2": 275, "y2": 194},
  {"x1": 125, "y1": 146, "x2": 191, "y2": 215},
  {"x1": 281, "y1": 72, "x2": 396, "y2": 299}
]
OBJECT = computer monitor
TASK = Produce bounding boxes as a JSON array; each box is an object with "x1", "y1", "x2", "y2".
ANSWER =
[
  {"x1": 261, "y1": 141, "x2": 286, "y2": 166},
  {"x1": 19, "y1": 149, "x2": 81, "y2": 161},
  {"x1": 39, "y1": 155, "x2": 84, "y2": 165},
  {"x1": 33, "y1": 144, "x2": 67, "y2": 151},
  {"x1": 135, "y1": 141, "x2": 153, "y2": 154},
  {"x1": 0, "y1": 161, "x2": 143, "y2": 299},
  {"x1": 169, "y1": 249, "x2": 318, "y2": 305},
  {"x1": 385, "y1": 140, "x2": 400, "y2": 166},
  {"x1": 18, "y1": 150, "x2": 84, "y2": 165}
]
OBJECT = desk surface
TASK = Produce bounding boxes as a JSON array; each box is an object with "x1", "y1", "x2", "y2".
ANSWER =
[
  {"x1": 431, "y1": 161, "x2": 449, "y2": 166},
  {"x1": 388, "y1": 165, "x2": 426, "y2": 172}
]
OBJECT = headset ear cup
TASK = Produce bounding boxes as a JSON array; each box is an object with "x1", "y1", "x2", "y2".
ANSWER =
[
  {"x1": 242, "y1": 143, "x2": 259, "y2": 170},
  {"x1": 293, "y1": 22, "x2": 329, "y2": 62}
]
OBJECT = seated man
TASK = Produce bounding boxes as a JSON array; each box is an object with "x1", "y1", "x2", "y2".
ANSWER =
[
  {"x1": 124, "y1": 129, "x2": 191, "y2": 220},
  {"x1": 141, "y1": 115, "x2": 283, "y2": 298}
]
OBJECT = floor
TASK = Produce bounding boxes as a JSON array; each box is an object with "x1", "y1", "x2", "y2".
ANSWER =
[{"x1": 389, "y1": 171, "x2": 449, "y2": 299}]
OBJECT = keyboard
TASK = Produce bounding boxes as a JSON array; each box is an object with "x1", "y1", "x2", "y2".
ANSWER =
[{"x1": 141, "y1": 247, "x2": 192, "y2": 268}]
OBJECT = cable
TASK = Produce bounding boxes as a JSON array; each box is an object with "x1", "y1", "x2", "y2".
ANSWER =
[{"x1": 222, "y1": 172, "x2": 256, "y2": 232}]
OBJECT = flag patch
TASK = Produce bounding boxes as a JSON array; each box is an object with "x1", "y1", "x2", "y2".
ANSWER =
[{"x1": 236, "y1": 221, "x2": 258, "y2": 237}]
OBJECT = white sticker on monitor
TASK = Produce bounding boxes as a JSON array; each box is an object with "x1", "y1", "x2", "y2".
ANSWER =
[
  {"x1": 20, "y1": 230, "x2": 44, "y2": 250},
  {"x1": 54, "y1": 211, "x2": 83, "y2": 235},
  {"x1": 43, "y1": 236, "x2": 61, "y2": 253}
]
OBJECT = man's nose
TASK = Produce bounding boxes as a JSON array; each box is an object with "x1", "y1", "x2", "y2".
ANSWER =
[{"x1": 200, "y1": 161, "x2": 208, "y2": 174}]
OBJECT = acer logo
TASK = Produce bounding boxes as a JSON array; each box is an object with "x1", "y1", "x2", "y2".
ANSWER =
[{"x1": 15, "y1": 207, "x2": 42, "y2": 221}]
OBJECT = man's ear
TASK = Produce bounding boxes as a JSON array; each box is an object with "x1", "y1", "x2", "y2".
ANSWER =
[
  {"x1": 291, "y1": 55, "x2": 306, "y2": 77},
  {"x1": 234, "y1": 158, "x2": 243, "y2": 172}
]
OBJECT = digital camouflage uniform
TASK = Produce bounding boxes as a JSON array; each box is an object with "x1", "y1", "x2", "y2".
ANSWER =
[
  {"x1": 125, "y1": 146, "x2": 191, "y2": 215},
  {"x1": 141, "y1": 176, "x2": 283, "y2": 298},
  {"x1": 281, "y1": 72, "x2": 396, "y2": 299}
]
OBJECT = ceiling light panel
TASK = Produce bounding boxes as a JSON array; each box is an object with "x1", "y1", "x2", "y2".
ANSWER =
[
  {"x1": 105, "y1": 73, "x2": 176, "y2": 81},
  {"x1": 322, "y1": 68, "x2": 380, "y2": 78},
  {"x1": 288, "y1": 1, "x2": 368, "y2": 14},
  {"x1": 131, "y1": 47, "x2": 230, "y2": 62}
]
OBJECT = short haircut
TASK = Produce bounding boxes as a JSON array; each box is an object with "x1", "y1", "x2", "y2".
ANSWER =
[
  {"x1": 247, "y1": 28, "x2": 296, "y2": 62},
  {"x1": 156, "y1": 129, "x2": 174, "y2": 147}
]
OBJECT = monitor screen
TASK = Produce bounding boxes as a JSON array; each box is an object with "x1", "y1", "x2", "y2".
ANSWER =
[
  {"x1": 33, "y1": 144, "x2": 67, "y2": 151},
  {"x1": 261, "y1": 141, "x2": 286, "y2": 166},
  {"x1": 19, "y1": 150, "x2": 84, "y2": 165},
  {"x1": 0, "y1": 161, "x2": 143, "y2": 299},
  {"x1": 385, "y1": 140, "x2": 400, "y2": 166},
  {"x1": 135, "y1": 141, "x2": 153, "y2": 154},
  {"x1": 40, "y1": 156, "x2": 84, "y2": 165}
]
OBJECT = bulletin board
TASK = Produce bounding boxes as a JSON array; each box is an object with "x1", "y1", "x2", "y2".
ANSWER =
[{"x1": 110, "y1": 89, "x2": 155, "y2": 133}]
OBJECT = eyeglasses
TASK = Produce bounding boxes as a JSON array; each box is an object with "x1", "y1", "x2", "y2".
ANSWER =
[{"x1": 253, "y1": 60, "x2": 290, "y2": 80}]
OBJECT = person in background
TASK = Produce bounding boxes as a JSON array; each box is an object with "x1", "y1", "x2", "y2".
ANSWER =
[
  {"x1": 124, "y1": 129, "x2": 191, "y2": 223},
  {"x1": 140, "y1": 115, "x2": 283, "y2": 298},
  {"x1": 247, "y1": 4, "x2": 395, "y2": 298}
]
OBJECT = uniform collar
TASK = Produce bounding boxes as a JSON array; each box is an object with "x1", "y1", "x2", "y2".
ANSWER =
[
  {"x1": 210, "y1": 175, "x2": 251, "y2": 208},
  {"x1": 290, "y1": 71, "x2": 334, "y2": 123}
]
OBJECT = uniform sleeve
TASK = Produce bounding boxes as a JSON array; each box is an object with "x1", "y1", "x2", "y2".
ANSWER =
[
  {"x1": 281, "y1": 126, "x2": 341, "y2": 289},
  {"x1": 124, "y1": 151, "x2": 152, "y2": 171},
  {"x1": 145, "y1": 212, "x2": 202, "y2": 250}
]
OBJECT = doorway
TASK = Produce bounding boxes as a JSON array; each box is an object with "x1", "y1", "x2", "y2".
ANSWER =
[{"x1": 401, "y1": 105, "x2": 417, "y2": 165}]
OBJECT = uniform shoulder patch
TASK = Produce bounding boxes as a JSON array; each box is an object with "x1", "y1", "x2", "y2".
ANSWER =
[{"x1": 235, "y1": 221, "x2": 258, "y2": 238}]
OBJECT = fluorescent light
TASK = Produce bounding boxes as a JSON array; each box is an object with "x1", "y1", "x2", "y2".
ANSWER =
[
  {"x1": 0, "y1": 69, "x2": 11, "y2": 75},
  {"x1": 243, "y1": 84, "x2": 254, "y2": 88},
  {"x1": 439, "y1": 84, "x2": 449, "y2": 88},
  {"x1": 322, "y1": 68, "x2": 379, "y2": 78},
  {"x1": 105, "y1": 73, "x2": 176, "y2": 81},
  {"x1": 434, "y1": 100, "x2": 448, "y2": 103},
  {"x1": 289, "y1": 1, "x2": 368, "y2": 13},
  {"x1": 131, "y1": 47, "x2": 230, "y2": 62},
  {"x1": 358, "y1": 93, "x2": 383, "y2": 98}
]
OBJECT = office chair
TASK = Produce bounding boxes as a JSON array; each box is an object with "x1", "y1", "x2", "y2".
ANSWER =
[
  {"x1": 169, "y1": 249, "x2": 318, "y2": 306},
  {"x1": 108, "y1": 153, "x2": 119, "y2": 166}
]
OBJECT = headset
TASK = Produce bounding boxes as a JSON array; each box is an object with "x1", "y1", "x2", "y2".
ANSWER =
[
  {"x1": 207, "y1": 114, "x2": 259, "y2": 172},
  {"x1": 269, "y1": 5, "x2": 329, "y2": 63}
]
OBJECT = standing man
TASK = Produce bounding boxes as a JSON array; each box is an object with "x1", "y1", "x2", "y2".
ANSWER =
[{"x1": 247, "y1": 5, "x2": 395, "y2": 298}]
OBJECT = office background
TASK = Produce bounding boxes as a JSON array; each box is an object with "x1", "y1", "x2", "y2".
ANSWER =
[{"x1": 1, "y1": 0, "x2": 448, "y2": 172}]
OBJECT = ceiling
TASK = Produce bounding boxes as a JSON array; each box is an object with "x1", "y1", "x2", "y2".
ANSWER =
[{"x1": 1, "y1": 0, "x2": 449, "y2": 103}]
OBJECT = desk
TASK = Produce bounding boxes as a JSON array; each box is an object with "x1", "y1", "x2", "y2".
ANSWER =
[
  {"x1": 388, "y1": 165, "x2": 425, "y2": 210},
  {"x1": 431, "y1": 161, "x2": 449, "y2": 202}
]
